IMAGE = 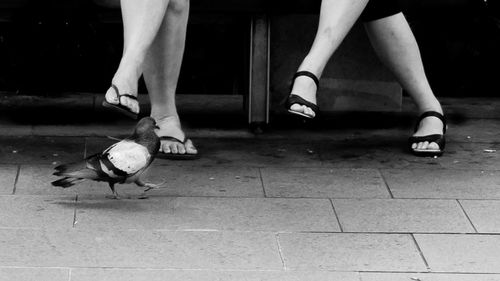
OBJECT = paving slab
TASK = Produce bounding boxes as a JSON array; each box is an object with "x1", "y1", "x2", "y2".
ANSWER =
[
  {"x1": 0, "y1": 267, "x2": 69, "y2": 281},
  {"x1": 0, "y1": 229, "x2": 282, "y2": 270},
  {"x1": 191, "y1": 138, "x2": 321, "y2": 167},
  {"x1": 437, "y1": 142, "x2": 500, "y2": 170},
  {"x1": 445, "y1": 118, "x2": 500, "y2": 144},
  {"x1": 0, "y1": 136, "x2": 84, "y2": 165},
  {"x1": 333, "y1": 199, "x2": 474, "y2": 233},
  {"x1": 0, "y1": 165, "x2": 17, "y2": 194},
  {"x1": 0, "y1": 196, "x2": 75, "y2": 229},
  {"x1": 262, "y1": 167, "x2": 389, "y2": 198},
  {"x1": 139, "y1": 165, "x2": 265, "y2": 197},
  {"x1": 319, "y1": 139, "x2": 500, "y2": 170},
  {"x1": 458, "y1": 200, "x2": 500, "y2": 233},
  {"x1": 415, "y1": 234, "x2": 500, "y2": 273},
  {"x1": 317, "y1": 137, "x2": 444, "y2": 169},
  {"x1": 361, "y1": 273, "x2": 500, "y2": 281},
  {"x1": 15, "y1": 164, "x2": 263, "y2": 198},
  {"x1": 383, "y1": 169, "x2": 500, "y2": 199},
  {"x1": 71, "y1": 269, "x2": 360, "y2": 281},
  {"x1": 74, "y1": 197, "x2": 339, "y2": 232},
  {"x1": 278, "y1": 233, "x2": 426, "y2": 271}
]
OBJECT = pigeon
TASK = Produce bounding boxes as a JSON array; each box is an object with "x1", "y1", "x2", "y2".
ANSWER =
[{"x1": 51, "y1": 117, "x2": 162, "y2": 199}]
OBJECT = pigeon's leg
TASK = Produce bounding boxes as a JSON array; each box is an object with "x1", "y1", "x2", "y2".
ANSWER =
[
  {"x1": 135, "y1": 179, "x2": 167, "y2": 192},
  {"x1": 105, "y1": 183, "x2": 121, "y2": 200},
  {"x1": 135, "y1": 179, "x2": 167, "y2": 199}
]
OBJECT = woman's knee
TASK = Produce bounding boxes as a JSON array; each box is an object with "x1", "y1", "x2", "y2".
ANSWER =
[{"x1": 168, "y1": 0, "x2": 190, "y2": 14}]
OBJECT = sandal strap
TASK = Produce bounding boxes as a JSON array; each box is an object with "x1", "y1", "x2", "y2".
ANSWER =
[
  {"x1": 120, "y1": 94, "x2": 138, "y2": 100},
  {"x1": 286, "y1": 94, "x2": 319, "y2": 113},
  {"x1": 409, "y1": 134, "x2": 444, "y2": 143},
  {"x1": 159, "y1": 136, "x2": 186, "y2": 144},
  {"x1": 292, "y1": 71, "x2": 320, "y2": 88},
  {"x1": 286, "y1": 71, "x2": 320, "y2": 114},
  {"x1": 111, "y1": 84, "x2": 120, "y2": 94},
  {"x1": 110, "y1": 84, "x2": 138, "y2": 104},
  {"x1": 414, "y1": 111, "x2": 447, "y2": 134}
]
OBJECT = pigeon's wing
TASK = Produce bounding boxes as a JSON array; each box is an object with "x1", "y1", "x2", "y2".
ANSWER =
[{"x1": 101, "y1": 140, "x2": 151, "y2": 178}]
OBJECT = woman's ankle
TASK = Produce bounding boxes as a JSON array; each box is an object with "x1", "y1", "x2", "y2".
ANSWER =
[
  {"x1": 418, "y1": 104, "x2": 443, "y2": 115},
  {"x1": 414, "y1": 96, "x2": 443, "y2": 114},
  {"x1": 151, "y1": 114, "x2": 180, "y2": 124},
  {"x1": 111, "y1": 70, "x2": 140, "y2": 95}
]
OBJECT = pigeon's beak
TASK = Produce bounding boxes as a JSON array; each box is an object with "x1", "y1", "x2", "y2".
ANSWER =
[{"x1": 155, "y1": 125, "x2": 160, "y2": 130}]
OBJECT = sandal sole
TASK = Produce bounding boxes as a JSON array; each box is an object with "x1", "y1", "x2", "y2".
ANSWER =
[
  {"x1": 287, "y1": 109, "x2": 315, "y2": 119},
  {"x1": 156, "y1": 153, "x2": 200, "y2": 160},
  {"x1": 102, "y1": 101, "x2": 139, "y2": 120}
]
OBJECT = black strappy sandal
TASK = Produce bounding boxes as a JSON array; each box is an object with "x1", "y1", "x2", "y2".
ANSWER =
[
  {"x1": 408, "y1": 111, "x2": 447, "y2": 157},
  {"x1": 285, "y1": 71, "x2": 320, "y2": 119},
  {"x1": 102, "y1": 84, "x2": 139, "y2": 120}
]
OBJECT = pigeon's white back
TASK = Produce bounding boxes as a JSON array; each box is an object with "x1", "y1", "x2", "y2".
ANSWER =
[{"x1": 106, "y1": 140, "x2": 150, "y2": 174}]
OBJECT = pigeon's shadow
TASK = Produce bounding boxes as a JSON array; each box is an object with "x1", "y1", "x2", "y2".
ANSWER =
[{"x1": 53, "y1": 198, "x2": 148, "y2": 212}]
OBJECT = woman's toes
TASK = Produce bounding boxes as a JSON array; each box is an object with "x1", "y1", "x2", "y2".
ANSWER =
[
  {"x1": 304, "y1": 107, "x2": 315, "y2": 117},
  {"x1": 185, "y1": 139, "x2": 198, "y2": 154},
  {"x1": 120, "y1": 96, "x2": 139, "y2": 114},
  {"x1": 177, "y1": 143, "x2": 187, "y2": 155},
  {"x1": 421, "y1": 141, "x2": 430, "y2": 150},
  {"x1": 169, "y1": 143, "x2": 179, "y2": 154},
  {"x1": 162, "y1": 143, "x2": 171, "y2": 154},
  {"x1": 131, "y1": 100, "x2": 139, "y2": 114},
  {"x1": 428, "y1": 142, "x2": 440, "y2": 150},
  {"x1": 105, "y1": 88, "x2": 119, "y2": 104},
  {"x1": 290, "y1": 103, "x2": 304, "y2": 113},
  {"x1": 414, "y1": 141, "x2": 440, "y2": 151},
  {"x1": 119, "y1": 96, "x2": 127, "y2": 106},
  {"x1": 417, "y1": 142, "x2": 424, "y2": 150}
]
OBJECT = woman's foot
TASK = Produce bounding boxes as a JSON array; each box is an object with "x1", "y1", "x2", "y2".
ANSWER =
[
  {"x1": 287, "y1": 71, "x2": 320, "y2": 118},
  {"x1": 411, "y1": 111, "x2": 445, "y2": 151},
  {"x1": 409, "y1": 110, "x2": 447, "y2": 157},
  {"x1": 154, "y1": 116, "x2": 198, "y2": 156},
  {"x1": 104, "y1": 73, "x2": 140, "y2": 116}
]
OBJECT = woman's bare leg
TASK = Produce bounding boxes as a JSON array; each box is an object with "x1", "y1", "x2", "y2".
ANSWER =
[
  {"x1": 104, "y1": 0, "x2": 170, "y2": 114},
  {"x1": 143, "y1": 0, "x2": 196, "y2": 155},
  {"x1": 290, "y1": 0, "x2": 370, "y2": 117},
  {"x1": 364, "y1": 13, "x2": 444, "y2": 151}
]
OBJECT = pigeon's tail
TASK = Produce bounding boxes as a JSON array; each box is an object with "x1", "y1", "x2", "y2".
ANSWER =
[
  {"x1": 51, "y1": 177, "x2": 85, "y2": 188},
  {"x1": 52, "y1": 161, "x2": 100, "y2": 189},
  {"x1": 54, "y1": 162, "x2": 86, "y2": 176}
]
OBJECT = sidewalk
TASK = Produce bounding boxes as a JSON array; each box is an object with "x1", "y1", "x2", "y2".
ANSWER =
[{"x1": 1, "y1": 94, "x2": 500, "y2": 281}]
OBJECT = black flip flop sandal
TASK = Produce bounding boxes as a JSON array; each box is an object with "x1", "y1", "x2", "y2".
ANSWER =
[
  {"x1": 408, "y1": 111, "x2": 447, "y2": 157},
  {"x1": 285, "y1": 71, "x2": 320, "y2": 120},
  {"x1": 102, "y1": 84, "x2": 139, "y2": 120},
  {"x1": 156, "y1": 136, "x2": 200, "y2": 160}
]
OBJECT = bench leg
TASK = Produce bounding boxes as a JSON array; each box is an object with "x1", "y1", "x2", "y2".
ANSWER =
[{"x1": 247, "y1": 14, "x2": 270, "y2": 130}]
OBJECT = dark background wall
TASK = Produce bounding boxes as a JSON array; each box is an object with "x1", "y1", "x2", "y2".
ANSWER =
[
  {"x1": 402, "y1": 0, "x2": 500, "y2": 97},
  {"x1": 0, "y1": 0, "x2": 498, "y2": 97},
  {"x1": 0, "y1": 0, "x2": 250, "y2": 96}
]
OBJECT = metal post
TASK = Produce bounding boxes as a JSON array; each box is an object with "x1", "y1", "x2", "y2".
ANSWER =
[{"x1": 248, "y1": 14, "x2": 270, "y2": 129}]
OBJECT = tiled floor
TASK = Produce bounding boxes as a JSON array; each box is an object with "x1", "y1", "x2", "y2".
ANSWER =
[{"x1": 0, "y1": 96, "x2": 500, "y2": 280}]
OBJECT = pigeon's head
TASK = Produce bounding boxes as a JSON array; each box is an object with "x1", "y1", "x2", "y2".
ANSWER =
[{"x1": 134, "y1": 117, "x2": 160, "y2": 135}]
